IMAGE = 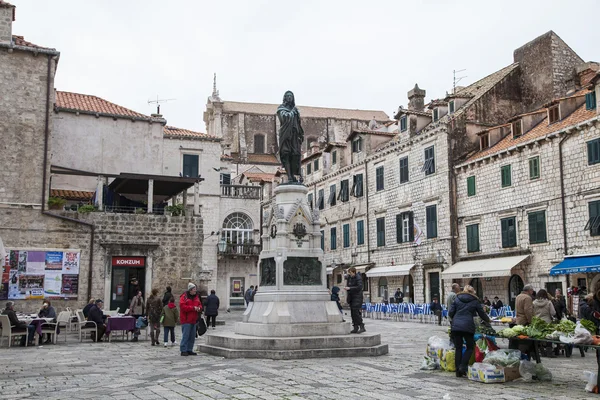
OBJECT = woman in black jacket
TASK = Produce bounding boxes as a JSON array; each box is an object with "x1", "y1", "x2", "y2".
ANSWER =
[
  {"x1": 204, "y1": 290, "x2": 220, "y2": 329},
  {"x1": 449, "y1": 285, "x2": 491, "y2": 377}
]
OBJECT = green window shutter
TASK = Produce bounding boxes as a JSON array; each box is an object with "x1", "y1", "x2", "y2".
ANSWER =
[
  {"x1": 529, "y1": 157, "x2": 540, "y2": 179},
  {"x1": 587, "y1": 92, "x2": 597, "y2": 110},
  {"x1": 501, "y1": 219, "x2": 508, "y2": 248},
  {"x1": 501, "y1": 165, "x2": 511, "y2": 187},
  {"x1": 426, "y1": 205, "x2": 437, "y2": 239},
  {"x1": 589, "y1": 139, "x2": 600, "y2": 165},
  {"x1": 396, "y1": 214, "x2": 402, "y2": 243},
  {"x1": 529, "y1": 211, "x2": 547, "y2": 244},
  {"x1": 467, "y1": 176, "x2": 475, "y2": 196},
  {"x1": 467, "y1": 225, "x2": 479, "y2": 253},
  {"x1": 357, "y1": 220, "x2": 364, "y2": 245},
  {"x1": 538, "y1": 212, "x2": 547, "y2": 243}
]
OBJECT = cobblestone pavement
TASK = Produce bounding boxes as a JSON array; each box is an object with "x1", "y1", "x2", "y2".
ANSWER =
[{"x1": 1, "y1": 312, "x2": 598, "y2": 400}]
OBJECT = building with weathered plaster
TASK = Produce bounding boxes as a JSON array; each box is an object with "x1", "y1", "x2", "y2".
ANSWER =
[{"x1": 452, "y1": 68, "x2": 600, "y2": 308}]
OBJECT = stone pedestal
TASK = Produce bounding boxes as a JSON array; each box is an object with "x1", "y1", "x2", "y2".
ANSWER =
[{"x1": 199, "y1": 184, "x2": 388, "y2": 359}]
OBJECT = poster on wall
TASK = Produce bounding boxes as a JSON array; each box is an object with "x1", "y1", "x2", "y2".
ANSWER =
[
  {"x1": 232, "y1": 279, "x2": 242, "y2": 293},
  {"x1": 2, "y1": 248, "x2": 81, "y2": 300}
]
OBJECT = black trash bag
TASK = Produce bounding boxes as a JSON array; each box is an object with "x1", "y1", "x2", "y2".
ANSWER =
[{"x1": 196, "y1": 317, "x2": 207, "y2": 337}]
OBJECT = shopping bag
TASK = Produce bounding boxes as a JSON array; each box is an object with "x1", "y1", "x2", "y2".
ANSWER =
[{"x1": 196, "y1": 317, "x2": 207, "y2": 336}]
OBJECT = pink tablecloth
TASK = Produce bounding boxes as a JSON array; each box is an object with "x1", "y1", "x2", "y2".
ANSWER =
[{"x1": 105, "y1": 316, "x2": 135, "y2": 334}]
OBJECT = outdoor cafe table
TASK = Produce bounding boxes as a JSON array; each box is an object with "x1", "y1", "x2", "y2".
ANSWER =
[
  {"x1": 105, "y1": 316, "x2": 135, "y2": 342},
  {"x1": 17, "y1": 316, "x2": 54, "y2": 345}
]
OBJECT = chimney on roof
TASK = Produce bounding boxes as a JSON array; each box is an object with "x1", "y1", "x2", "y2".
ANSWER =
[
  {"x1": 575, "y1": 62, "x2": 600, "y2": 88},
  {"x1": 408, "y1": 84, "x2": 426, "y2": 112},
  {"x1": 0, "y1": 2, "x2": 15, "y2": 44}
]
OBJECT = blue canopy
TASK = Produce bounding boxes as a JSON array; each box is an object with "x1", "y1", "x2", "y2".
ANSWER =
[{"x1": 549, "y1": 254, "x2": 600, "y2": 275}]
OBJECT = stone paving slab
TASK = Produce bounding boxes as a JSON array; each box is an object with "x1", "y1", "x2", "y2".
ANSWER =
[{"x1": 1, "y1": 312, "x2": 599, "y2": 399}]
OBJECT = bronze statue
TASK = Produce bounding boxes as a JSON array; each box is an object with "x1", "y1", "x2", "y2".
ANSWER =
[{"x1": 277, "y1": 91, "x2": 304, "y2": 183}]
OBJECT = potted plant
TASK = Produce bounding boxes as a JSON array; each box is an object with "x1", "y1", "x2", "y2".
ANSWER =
[
  {"x1": 47, "y1": 197, "x2": 66, "y2": 210},
  {"x1": 77, "y1": 205, "x2": 97, "y2": 213},
  {"x1": 165, "y1": 204, "x2": 185, "y2": 216}
]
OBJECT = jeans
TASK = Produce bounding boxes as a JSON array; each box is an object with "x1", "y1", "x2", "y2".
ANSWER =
[
  {"x1": 163, "y1": 326, "x2": 175, "y2": 343},
  {"x1": 19, "y1": 325, "x2": 36, "y2": 345},
  {"x1": 451, "y1": 331, "x2": 475, "y2": 373},
  {"x1": 180, "y1": 323, "x2": 196, "y2": 353},
  {"x1": 350, "y1": 307, "x2": 363, "y2": 326},
  {"x1": 206, "y1": 315, "x2": 216, "y2": 328}
]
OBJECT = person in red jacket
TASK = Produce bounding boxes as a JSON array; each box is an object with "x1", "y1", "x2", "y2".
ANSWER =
[{"x1": 179, "y1": 283, "x2": 202, "y2": 356}]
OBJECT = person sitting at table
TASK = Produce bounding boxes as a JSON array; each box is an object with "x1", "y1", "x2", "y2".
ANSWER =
[
  {"x1": 37, "y1": 301, "x2": 57, "y2": 345},
  {"x1": 88, "y1": 299, "x2": 106, "y2": 342},
  {"x1": 1, "y1": 301, "x2": 35, "y2": 346},
  {"x1": 83, "y1": 298, "x2": 95, "y2": 319},
  {"x1": 430, "y1": 297, "x2": 443, "y2": 326},
  {"x1": 491, "y1": 296, "x2": 503, "y2": 310},
  {"x1": 482, "y1": 296, "x2": 491, "y2": 307}
]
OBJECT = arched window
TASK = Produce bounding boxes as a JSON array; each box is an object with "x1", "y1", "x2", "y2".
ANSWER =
[
  {"x1": 508, "y1": 274, "x2": 524, "y2": 309},
  {"x1": 378, "y1": 277, "x2": 388, "y2": 300},
  {"x1": 254, "y1": 134, "x2": 265, "y2": 154},
  {"x1": 222, "y1": 213, "x2": 254, "y2": 246},
  {"x1": 470, "y1": 278, "x2": 483, "y2": 300}
]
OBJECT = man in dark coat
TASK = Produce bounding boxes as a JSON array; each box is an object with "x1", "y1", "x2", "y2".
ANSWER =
[
  {"x1": 491, "y1": 296, "x2": 503, "y2": 310},
  {"x1": 344, "y1": 267, "x2": 365, "y2": 334},
  {"x1": 87, "y1": 299, "x2": 107, "y2": 342},
  {"x1": 204, "y1": 290, "x2": 220, "y2": 329},
  {"x1": 553, "y1": 289, "x2": 568, "y2": 320},
  {"x1": 430, "y1": 297, "x2": 443, "y2": 325},
  {"x1": 394, "y1": 288, "x2": 403, "y2": 304},
  {"x1": 244, "y1": 285, "x2": 254, "y2": 306},
  {"x1": 449, "y1": 286, "x2": 491, "y2": 377},
  {"x1": 276, "y1": 91, "x2": 304, "y2": 182}
]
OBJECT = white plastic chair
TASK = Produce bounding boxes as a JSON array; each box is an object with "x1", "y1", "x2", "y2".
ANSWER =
[
  {"x1": 0, "y1": 315, "x2": 28, "y2": 348},
  {"x1": 76, "y1": 310, "x2": 97, "y2": 342},
  {"x1": 54, "y1": 311, "x2": 72, "y2": 343}
]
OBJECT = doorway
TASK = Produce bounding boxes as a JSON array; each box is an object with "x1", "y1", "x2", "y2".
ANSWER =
[
  {"x1": 403, "y1": 274, "x2": 414, "y2": 303},
  {"x1": 470, "y1": 278, "x2": 483, "y2": 299},
  {"x1": 546, "y1": 282, "x2": 563, "y2": 297},
  {"x1": 110, "y1": 256, "x2": 146, "y2": 312},
  {"x1": 429, "y1": 272, "x2": 440, "y2": 302},
  {"x1": 508, "y1": 274, "x2": 524, "y2": 310},
  {"x1": 229, "y1": 277, "x2": 245, "y2": 308}
]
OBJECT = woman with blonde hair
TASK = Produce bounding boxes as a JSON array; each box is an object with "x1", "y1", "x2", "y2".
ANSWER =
[{"x1": 449, "y1": 284, "x2": 491, "y2": 377}]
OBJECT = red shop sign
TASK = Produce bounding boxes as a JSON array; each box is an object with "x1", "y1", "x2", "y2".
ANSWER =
[{"x1": 112, "y1": 256, "x2": 145, "y2": 267}]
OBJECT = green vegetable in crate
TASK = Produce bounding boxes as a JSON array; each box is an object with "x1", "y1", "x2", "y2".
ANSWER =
[
  {"x1": 511, "y1": 325, "x2": 527, "y2": 335},
  {"x1": 498, "y1": 328, "x2": 518, "y2": 338},
  {"x1": 580, "y1": 319, "x2": 597, "y2": 335},
  {"x1": 525, "y1": 316, "x2": 554, "y2": 339}
]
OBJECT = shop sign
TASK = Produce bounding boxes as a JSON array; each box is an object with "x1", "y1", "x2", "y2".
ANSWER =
[{"x1": 112, "y1": 256, "x2": 145, "y2": 267}]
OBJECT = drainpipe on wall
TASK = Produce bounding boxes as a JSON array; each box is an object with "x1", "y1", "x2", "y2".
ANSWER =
[
  {"x1": 364, "y1": 159, "x2": 372, "y2": 302},
  {"x1": 558, "y1": 133, "x2": 570, "y2": 290},
  {"x1": 39, "y1": 54, "x2": 96, "y2": 301}
]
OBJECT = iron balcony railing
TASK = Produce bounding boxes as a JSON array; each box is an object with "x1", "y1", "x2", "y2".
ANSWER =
[
  {"x1": 221, "y1": 184, "x2": 261, "y2": 199},
  {"x1": 217, "y1": 243, "x2": 261, "y2": 256}
]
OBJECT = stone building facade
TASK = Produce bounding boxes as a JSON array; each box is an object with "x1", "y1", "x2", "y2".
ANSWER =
[
  {"x1": 454, "y1": 73, "x2": 600, "y2": 307},
  {"x1": 262, "y1": 31, "x2": 593, "y2": 306}
]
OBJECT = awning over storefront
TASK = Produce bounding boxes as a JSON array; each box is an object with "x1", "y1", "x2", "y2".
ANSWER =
[
  {"x1": 366, "y1": 264, "x2": 414, "y2": 278},
  {"x1": 442, "y1": 255, "x2": 529, "y2": 280},
  {"x1": 549, "y1": 254, "x2": 600, "y2": 275}
]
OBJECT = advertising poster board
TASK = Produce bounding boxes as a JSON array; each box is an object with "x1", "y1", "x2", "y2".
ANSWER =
[{"x1": 2, "y1": 248, "x2": 81, "y2": 300}]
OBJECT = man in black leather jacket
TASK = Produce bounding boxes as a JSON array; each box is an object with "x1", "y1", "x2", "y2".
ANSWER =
[{"x1": 344, "y1": 267, "x2": 365, "y2": 334}]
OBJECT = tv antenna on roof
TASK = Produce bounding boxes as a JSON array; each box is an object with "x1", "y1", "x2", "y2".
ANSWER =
[
  {"x1": 148, "y1": 95, "x2": 176, "y2": 115},
  {"x1": 453, "y1": 69, "x2": 467, "y2": 94}
]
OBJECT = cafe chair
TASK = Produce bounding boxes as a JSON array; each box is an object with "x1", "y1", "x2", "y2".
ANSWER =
[
  {"x1": 0, "y1": 315, "x2": 28, "y2": 348},
  {"x1": 76, "y1": 310, "x2": 97, "y2": 342},
  {"x1": 39, "y1": 319, "x2": 58, "y2": 345},
  {"x1": 54, "y1": 311, "x2": 72, "y2": 343}
]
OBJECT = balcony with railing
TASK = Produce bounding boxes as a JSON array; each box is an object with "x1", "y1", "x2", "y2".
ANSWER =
[
  {"x1": 217, "y1": 242, "x2": 261, "y2": 258},
  {"x1": 221, "y1": 184, "x2": 261, "y2": 199}
]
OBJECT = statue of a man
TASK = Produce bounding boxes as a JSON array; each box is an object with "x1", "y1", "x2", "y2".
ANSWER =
[{"x1": 277, "y1": 91, "x2": 304, "y2": 183}]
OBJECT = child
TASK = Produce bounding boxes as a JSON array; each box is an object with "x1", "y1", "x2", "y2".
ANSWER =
[
  {"x1": 161, "y1": 296, "x2": 180, "y2": 347},
  {"x1": 331, "y1": 286, "x2": 344, "y2": 321}
]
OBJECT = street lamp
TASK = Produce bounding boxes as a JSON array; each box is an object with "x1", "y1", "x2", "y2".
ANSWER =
[{"x1": 217, "y1": 239, "x2": 227, "y2": 253}]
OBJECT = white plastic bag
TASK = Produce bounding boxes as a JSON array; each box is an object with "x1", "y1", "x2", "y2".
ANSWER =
[
  {"x1": 519, "y1": 360, "x2": 536, "y2": 382},
  {"x1": 573, "y1": 321, "x2": 594, "y2": 345},
  {"x1": 560, "y1": 334, "x2": 575, "y2": 344},
  {"x1": 584, "y1": 371, "x2": 598, "y2": 393},
  {"x1": 420, "y1": 356, "x2": 439, "y2": 370}
]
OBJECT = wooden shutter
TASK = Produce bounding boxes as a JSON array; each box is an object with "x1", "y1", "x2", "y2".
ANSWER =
[
  {"x1": 408, "y1": 212, "x2": 414, "y2": 242},
  {"x1": 396, "y1": 214, "x2": 402, "y2": 243},
  {"x1": 467, "y1": 176, "x2": 475, "y2": 196}
]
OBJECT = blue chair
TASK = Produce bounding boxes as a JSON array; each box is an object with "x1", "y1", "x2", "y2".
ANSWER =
[
  {"x1": 504, "y1": 306, "x2": 515, "y2": 318},
  {"x1": 373, "y1": 303, "x2": 383, "y2": 319}
]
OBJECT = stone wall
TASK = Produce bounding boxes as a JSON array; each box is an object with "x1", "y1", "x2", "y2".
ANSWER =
[
  {"x1": 0, "y1": 5, "x2": 12, "y2": 43},
  {"x1": 514, "y1": 31, "x2": 584, "y2": 111},
  {"x1": 0, "y1": 208, "x2": 203, "y2": 314},
  {"x1": 0, "y1": 49, "x2": 56, "y2": 205}
]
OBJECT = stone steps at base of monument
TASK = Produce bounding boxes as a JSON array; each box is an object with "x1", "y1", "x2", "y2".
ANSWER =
[
  {"x1": 197, "y1": 343, "x2": 389, "y2": 360},
  {"x1": 205, "y1": 331, "x2": 381, "y2": 350},
  {"x1": 234, "y1": 321, "x2": 351, "y2": 337}
]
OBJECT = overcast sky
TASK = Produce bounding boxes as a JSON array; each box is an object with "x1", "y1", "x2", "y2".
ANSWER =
[{"x1": 12, "y1": 0, "x2": 599, "y2": 132}]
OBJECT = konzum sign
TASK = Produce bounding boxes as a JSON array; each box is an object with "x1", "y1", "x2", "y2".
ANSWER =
[{"x1": 112, "y1": 257, "x2": 146, "y2": 267}]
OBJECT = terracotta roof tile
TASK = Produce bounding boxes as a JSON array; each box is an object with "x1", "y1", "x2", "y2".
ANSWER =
[
  {"x1": 347, "y1": 129, "x2": 396, "y2": 142},
  {"x1": 465, "y1": 103, "x2": 597, "y2": 163},
  {"x1": 230, "y1": 152, "x2": 280, "y2": 165},
  {"x1": 163, "y1": 126, "x2": 218, "y2": 140},
  {"x1": 241, "y1": 172, "x2": 276, "y2": 183},
  {"x1": 12, "y1": 35, "x2": 53, "y2": 50},
  {"x1": 55, "y1": 91, "x2": 150, "y2": 119},
  {"x1": 221, "y1": 101, "x2": 389, "y2": 121},
  {"x1": 50, "y1": 189, "x2": 94, "y2": 201}
]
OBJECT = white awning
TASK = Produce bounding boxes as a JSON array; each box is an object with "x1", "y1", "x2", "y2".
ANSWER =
[
  {"x1": 441, "y1": 255, "x2": 529, "y2": 280},
  {"x1": 366, "y1": 264, "x2": 415, "y2": 278},
  {"x1": 326, "y1": 267, "x2": 334, "y2": 275}
]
